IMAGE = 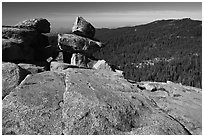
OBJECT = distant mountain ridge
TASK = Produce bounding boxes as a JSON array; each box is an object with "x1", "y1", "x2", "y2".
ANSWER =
[{"x1": 93, "y1": 18, "x2": 202, "y2": 88}]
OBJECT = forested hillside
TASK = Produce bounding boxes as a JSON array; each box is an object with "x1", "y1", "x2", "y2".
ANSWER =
[{"x1": 94, "y1": 18, "x2": 202, "y2": 88}]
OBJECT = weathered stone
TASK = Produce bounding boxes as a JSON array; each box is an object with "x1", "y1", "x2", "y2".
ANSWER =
[
  {"x1": 72, "y1": 16, "x2": 95, "y2": 38},
  {"x1": 62, "y1": 68, "x2": 189, "y2": 135},
  {"x1": 15, "y1": 18, "x2": 50, "y2": 33},
  {"x1": 2, "y1": 26, "x2": 48, "y2": 49},
  {"x1": 93, "y1": 60, "x2": 113, "y2": 71},
  {"x1": 58, "y1": 33, "x2": 103, "y2": 67},
  {"x1": 53, "y1": 52, "x2": 66, "y2": 63},
  {"x1": 2, "y1": 71, "x2": 66, "y2": 135},
  {"x1": 2, "y1": 27, "x2": 38, "y2": 62},
  {"x1": 115, "y1": 69, "x2": 123, "y2": 76},
  {"x1": 58, "y1": 33, "x2": 103, "y2": 56},
  {"x1": 2, "y1": 38, "x2": 35, "y2": 62},
  {"x1": 18, "y1": 62, "x2": 48, "y2": 74},
  {"x1": 2, "y1": 26, "x2": 37, "y2": 40},
  {"x1": 70, "y1": 53, "x2": 88, "y2": 68},
  {"x1": 2, "y1": 62, "x2": 30, "y2": 99},
  {"x1": 55, "y1": 51, "x2": 77, "y2": 64},
  {"x1": 137, "y1": 83, "x2": 157, "y2": 91},
  {"x1": 50, "y1": 61, "x2": 79, "y2": 71},
  {"x1": 2, "y1": 66, "x2": 201, "y2": 135},
  {"x1": 2, "y1": 26, "x2": 53, "y2": 62},
  {"x1": 137, "y1": 81, "x2": 202, "y2": 135}
]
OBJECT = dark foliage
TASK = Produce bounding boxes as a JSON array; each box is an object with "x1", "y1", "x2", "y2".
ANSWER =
[{"x1": 93, "y1": 18, "x2": 202, "y2": 88}]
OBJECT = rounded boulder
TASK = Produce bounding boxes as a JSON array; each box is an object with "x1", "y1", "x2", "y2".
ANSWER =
[
  {"x1": 72, "y1": 16, "x2": 95, "y2": 39},
  {"x1": 15, "y1": 18, "x2": 50, "y2": 33}
]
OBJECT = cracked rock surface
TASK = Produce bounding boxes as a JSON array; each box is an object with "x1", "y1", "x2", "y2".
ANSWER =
[
  {"x1": 137, "y1": 81, "x2": 202, "y2": 135},
  {"x1": 2, "y1": 71, "x2": 66, "y2": 135},
  {"x1": 2, "y1": 66, "x2": 201, "y2": 135},
  {"x1": 72, "y1": 16, "x2": 95, "y2": 39},
  {"x1": 2, "y1": 62, "x2": 30, "y2": 99}
]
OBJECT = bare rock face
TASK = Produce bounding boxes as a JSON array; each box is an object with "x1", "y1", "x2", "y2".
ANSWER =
[
  {"x1": 2, "y1": 71, "x2": 66, "y2": 135},
  {"x1": 93, "y1": 60, "x2": 113, "y2": 71},
  {"x1": 62, "y1": 68, "x2": 189, "y2": 135},
  {"x1": 72, "y1": 16, "x2": 95, "y2": 39},
  {"x1": 58, "y1": 17, "x2": 103, "y2": 67},
  {"x1": 50, "y1": 61, "x2": 79, "y2": 71},
  {"x1": 54, "y1": 51, "x2": 73, "y2": 64},
  {"x1": 70, "y1": 53, "x2": 88, "y2": 68},
  {"x1": 137, "y1": 83, "x2": 157, "y2": 91},
  {"x1": 15, "y1": 18, "x2": 50, "y2": 33},
  {"x1": 2, "y1": 26, "x2": 49, "y2": 49},
  {"x1": 2, "y1": 62, "x2": 30, "y2": 99},
  {"x1": 3, "y1": 67, "x2": 199, "y2": 135},
  {"x1": 136, "y1": 81, "x2": 202, "y2": 135},
  {"x1": 58, "y1": 34, "x2": 103, "y2": 55},
  {"x1": 2, "y1": 38, "x2": 35, "y2": 62},
  {"x1": 18, "y1": 62, "x2": 48, "y2": 74},
  {"x1": 2, "y1": 26, "x2": 37, "y2": 40},
  {"x1": 2, "y1": 27, "x2": 38, "y2": 62},
  {"x1": 58, "y1": 33, "x2": 103, "y2": 66},
  {"x1": 2, "y1": 22, "x2": 55, "y2": 62}
]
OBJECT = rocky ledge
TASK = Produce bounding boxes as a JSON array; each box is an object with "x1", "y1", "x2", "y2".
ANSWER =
[
  {"x1": 2, "y1": 17, "x2": 202, "y2": 135},
  {"x1": 2, "y1": 61, "x2": 202, "y2": 135}
]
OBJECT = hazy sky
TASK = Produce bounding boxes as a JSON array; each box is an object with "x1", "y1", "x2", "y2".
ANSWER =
[{"x1": 2, "y1": 2, "x2": 202, "y2": 31}]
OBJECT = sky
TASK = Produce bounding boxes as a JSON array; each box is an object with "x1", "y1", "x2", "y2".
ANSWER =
[{"x1": 2, "y1": 2, "x2": 202, "y2": 31}]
